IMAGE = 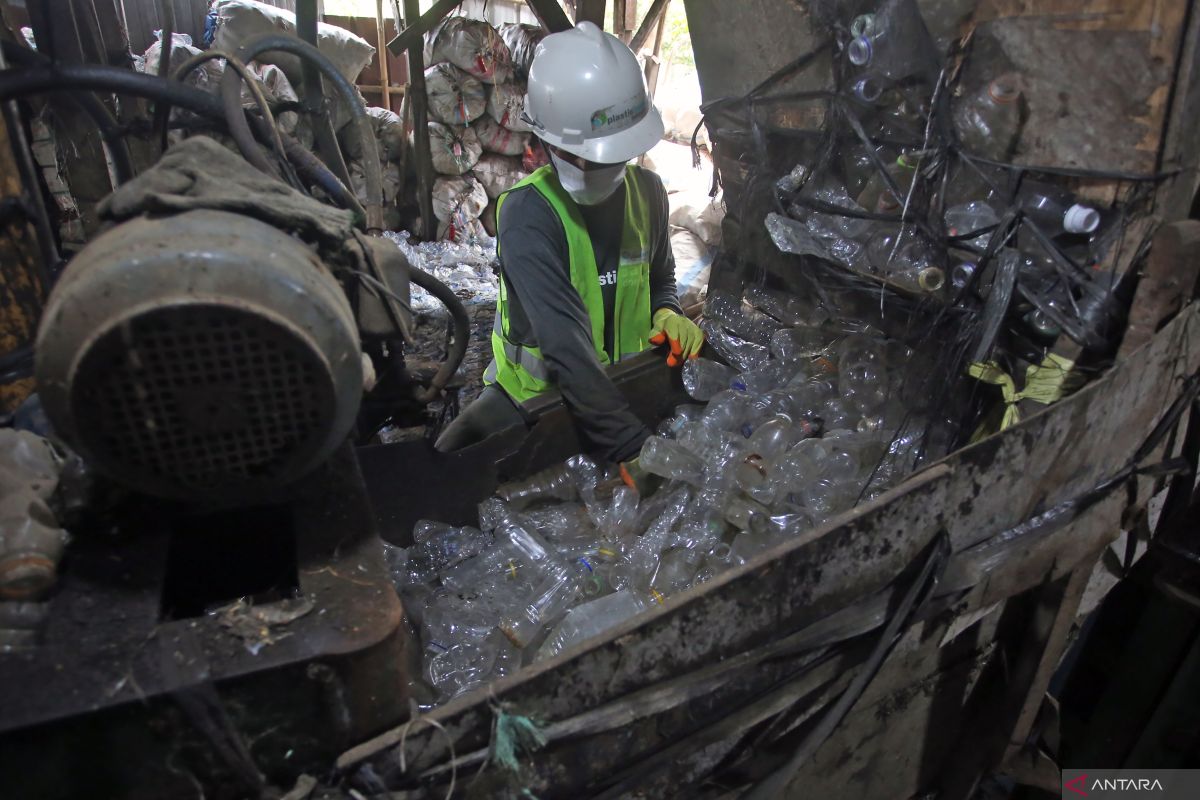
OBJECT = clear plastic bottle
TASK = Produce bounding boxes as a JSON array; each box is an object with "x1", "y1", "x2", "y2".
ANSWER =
[
  {"x1": 698, "y1": 319, "x2": 770, "y2": 372},
  {"x1": 700, "y1": 389, "x2": 753, "y2": 433},
  {"x1": 840, "y1": 361, "x2": 890, "y2": 414},
  {"x1": 534, "y1": 590, "x2": 648, "y2": 662},
  {"x1": 650, "y1": 546, "x2": 704, "y2": 597},
  {"x1": 683, "y1": 357, "x2": 739, "y2": 401},
  {"x1": 730, "y1": 361, "x2": 791, "y2": 394},
  {"x1": 639, "y1": 436, "x2": 707, "y2": 485},
  {"x1": 856, "y1": 154, "x2": 918, "y2": 214},
  {"x1": 656, "y1": 403, "x2": 706, "y2": 438},
  {"x1": 745, "y1": 286, "x2": 816, "y2": 326},
  {"x1": 1016, "y1": 181, "x2": 1101, "y2": 235},
  {"x1": 405, "y1": 525, "x2": 492, "y2": 585},
  {"x1": 498, "y1": 559, "x2": 581, "y2": 647},
  {"x1": 724, "y1": 493, "x2": 772, "y2": 531},
  {"x1": 954, "y1": 74, "x2": 1024, "y2": 161},
  {"x1": 705, "y1": 290, "x2": 782, "y2": 345},
  {"x1": 944, "y1": 201, "x2": 1000, "y2": 251},
  {"x1": 770, "y1": 326, "x2": 839, "y2": 360}
]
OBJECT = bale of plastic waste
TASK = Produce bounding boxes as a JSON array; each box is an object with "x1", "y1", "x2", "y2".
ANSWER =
[
  {"x1": 472, "y1": 153, "x2": 527, "y2": 200},
  {"x1": 425, "y1": 62, "x2": 487, "y2": 126},
  {"x1": 425, "y1": 16, "x2": 512, "y2": 84},
  {"x1": 427, "y1": 120, "x2": 482, "y2": 175},
  {"x1": 473, "y1": 115, "x2": 528, "y2": 157},
  {"x1": 339, "y1": 106, "x2": 406, "y2": 163},
  {"x1": 211, "y1": 0, "x2": 375, "y2": 86},
  {"x1": 432, "y1": 174, "x2": 488, "y2": 223},
  {"x1": 499, "y1": 22, "x2": 544, "y2": 81},
  {"x1": 486, "y1": 81, "x2": 530, "y2": 132}
]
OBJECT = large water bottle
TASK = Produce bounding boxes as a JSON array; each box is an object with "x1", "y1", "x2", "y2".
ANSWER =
[
  {"x1": 683, "y1": 357, "x2": 738, "y2": 401},
  {"x1": 954, "y1": 74, "x2": 1024, "y2": 161},
  {"x1": 1016, "y1": 181, "x2": 1100, "y2": 235},
  {"x1": 534, "y1": 590, "x2": 649, "y2": 661}
]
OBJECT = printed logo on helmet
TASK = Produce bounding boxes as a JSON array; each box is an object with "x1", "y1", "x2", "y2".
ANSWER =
[{"x1": 590, "y1": 96, "x2": 648, "y2": 131}]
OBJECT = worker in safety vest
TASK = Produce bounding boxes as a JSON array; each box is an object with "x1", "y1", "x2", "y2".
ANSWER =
[{"x1": 435, "y1": 21, "x2": 704, "y2": 488}]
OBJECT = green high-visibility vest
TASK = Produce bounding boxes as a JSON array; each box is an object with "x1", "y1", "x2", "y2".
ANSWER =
[{"x1": 484, "y1": 164, "x2": 654, "y2": 403}]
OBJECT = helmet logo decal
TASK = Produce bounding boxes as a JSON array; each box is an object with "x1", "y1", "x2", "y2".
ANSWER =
[{"x1": 590, "y1": 95, "x2": 648, "y2": 131}]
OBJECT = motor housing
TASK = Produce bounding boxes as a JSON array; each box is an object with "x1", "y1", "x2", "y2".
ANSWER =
[{"x1": 36, "y1": 209, "x2": 363, "y2": 502}]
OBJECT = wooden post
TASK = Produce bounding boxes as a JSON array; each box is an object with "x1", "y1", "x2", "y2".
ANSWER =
[
  {"x1": 375, "y1": 0, "x2": 391, "y2": 109},
  {"x1": 524, "y1": 0, "x2": 574, "y2": 32},
  {"x1": 612, "y1": 0, "x2": 635, "y2": 42},
  {"x1": 403, "y1": 0, "x2": 437, "y2": 240},
  {"x1": 630, "y1": 0, "x2": 671, "y2": 53},
  {"x1": 643, "y1": 0, "x2": 669, "y2": 101},
  {"x1": 576, "y1": 0, "x2": 606, "y2": 27}
]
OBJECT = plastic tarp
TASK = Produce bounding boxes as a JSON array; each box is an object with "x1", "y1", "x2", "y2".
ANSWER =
[
  {"x1": 426, "y1": 63, "x2": 487, "y2": 126},
  {"x1": 425, "y1": 16, "x2": 512, "y2": 85},
  {"x1": 473, "y1": 115, "x2": 528, "y2": 157},
  {"x1": 211, "y1": 0, "x2": 375, "y2": 86},
  {"x1": 427, "y1": 121, "x2": 482, "y2": 175}
]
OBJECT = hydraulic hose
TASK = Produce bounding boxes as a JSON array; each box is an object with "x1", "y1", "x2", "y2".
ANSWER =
[
  {"x1": 408, "y1": 267, "x2": 469, "y2": 404},
  {"x1": 231, "y1": 33, "x2": 383, "y2": 233},
  {"x1": 0, "y1": 64, "x2": 363, "y2": 220}
]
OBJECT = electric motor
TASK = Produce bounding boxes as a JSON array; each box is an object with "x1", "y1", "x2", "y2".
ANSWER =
[{"x1": 35, "y1": 209, "x2": 363, "y2": 502}]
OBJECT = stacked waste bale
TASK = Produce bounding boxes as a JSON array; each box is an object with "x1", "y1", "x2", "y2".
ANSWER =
[{"x1": 421, "y1": 15, "x2": 535, "y2": 242}]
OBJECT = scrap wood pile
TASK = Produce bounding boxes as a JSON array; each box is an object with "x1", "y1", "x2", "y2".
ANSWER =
[{"x1": 378, "y1": 0, "x2": 1166, "y2": 714}]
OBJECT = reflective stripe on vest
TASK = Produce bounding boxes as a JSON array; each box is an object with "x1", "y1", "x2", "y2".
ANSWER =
[{"x1": 485, "y1": 164, "x2": 654, "y2": 403}]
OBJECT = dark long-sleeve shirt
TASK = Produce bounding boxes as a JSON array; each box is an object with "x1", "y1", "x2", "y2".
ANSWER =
[{"x1": 496, "y1": 167, "x2": 680, "y2": 463}]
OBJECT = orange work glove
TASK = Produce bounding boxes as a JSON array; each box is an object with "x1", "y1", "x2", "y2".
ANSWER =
[{"x1": 648, "y1": 308, "x2": 704, "y2": 367}]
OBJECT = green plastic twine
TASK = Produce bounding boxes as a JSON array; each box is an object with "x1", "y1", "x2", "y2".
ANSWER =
[{"x1": 491, "y1": 706, "x2": 547, "y2": 774}]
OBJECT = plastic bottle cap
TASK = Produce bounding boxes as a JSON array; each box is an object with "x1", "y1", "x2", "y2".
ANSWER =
[
  {"x1": 1063, "y1": 204, "x2": 1100, "y2": 234},
  {"x1": 854, "y1": 76, "x2": 883, "y2": 103},
  {"x1": 848, "y1": 36, "x2": 872, "y2": 66},
  {"x1": 918, "y1": 267, "x2": 946, "y2": 292},
  {"x1": 988, "y1": 79, "x2": 1020, "y2": 105},
  {"x1": 850, "y1": 13, "x2": 877, "y2": 39}
]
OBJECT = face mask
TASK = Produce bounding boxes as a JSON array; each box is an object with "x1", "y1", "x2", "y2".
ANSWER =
[{"x1": 550, "y1": 152, "x2": 626, "y2": 206}]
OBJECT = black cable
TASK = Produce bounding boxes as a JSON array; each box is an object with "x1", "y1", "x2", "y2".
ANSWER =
[
  {"x1": 153, "y1": 0, "x2": 177, "y2": 152},
  {"x1": 0, "y1": 64, "x2": 364, "y2": 220},
  {"x1": 0, "y1": 42, "x2": 135, "y2": 185}
]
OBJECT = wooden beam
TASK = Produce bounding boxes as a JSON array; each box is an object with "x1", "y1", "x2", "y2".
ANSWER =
[
  {"x1": 643, "y1": 0, "x2": 669, "y2": 100},
  {"x1": 524, "y1": 0, "x2": 574, "y2": 32},
  {"x1": 375, "y1": 0, "x2": 391, "y2": 108},
  {"x1": 387, "y1": 0, "x2": 462, "y2": 56},
  {"x1": 1117, "y1": 220, "x2": 1200, "y2": 359},
  {"x1": 576, "y1": 0, "x2": 605, "y2": 26},
  {"x1": 630, "y1": 0, "x2": 670, "y2": 53},
  {"x1": 612, "y1": 0, "x2": 633, "y2": 42},
  {"x1": 404, "y1": 0, "x2": 437, "y2": 240}
]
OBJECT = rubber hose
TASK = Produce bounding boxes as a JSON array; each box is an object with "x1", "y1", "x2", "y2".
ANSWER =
[
  {"x1": 169, "y1": 48, "x2": 289, "y2": 178},
  {"x1": 0, "y1": 42, "x2": 135, "y2": 184},
  {"x1": 408, "y1": 267, "x2": 469, "y2": 404},
  {"x1": 0, "y1": 65, "x2": 362, "y2": 219},
  {"x1": 230, "y1": 33, "x2": 384, "y2": 232}
]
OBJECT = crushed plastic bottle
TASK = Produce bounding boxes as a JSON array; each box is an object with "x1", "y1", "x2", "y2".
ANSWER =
[
  {"x1": 639, "y1": 436, "x2": 707, "y2": 485},
  {"x1": 699, "y1": 319, "x2": 770, "y2": 371},
  {"x1": 683, "y1": 357, "x2": 739, "y2": 401},
  {"x1": 705, "y1": 290, "x2": 783, "y2": 345},
  {"x1": 1016, "y1": 181, "x2": 1101, "y2": 235}
]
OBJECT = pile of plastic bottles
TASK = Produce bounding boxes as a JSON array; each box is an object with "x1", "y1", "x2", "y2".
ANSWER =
[{"x1": 386, "y1": 287, "x2": 950, "y2": 706}]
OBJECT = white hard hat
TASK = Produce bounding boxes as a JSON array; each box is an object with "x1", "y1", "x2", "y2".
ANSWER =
[{"x1": 524, "y1": 21, "x2": 664, "y2": 164}]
